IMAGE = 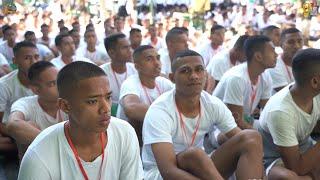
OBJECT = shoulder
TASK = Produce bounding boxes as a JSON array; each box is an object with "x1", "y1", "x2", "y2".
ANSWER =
[
  {"x1": 0, "y1": 70, "x2": 18, "y2": 84},
  {"x1": 12, "y1": 95, "x2": 38, "y2": 106},
  {"x1": 99, "y1": 62, "x2": 111, "y2": 72},
  {"x1": 108, "y1": 117, "x2": 136, "y2": 137}
]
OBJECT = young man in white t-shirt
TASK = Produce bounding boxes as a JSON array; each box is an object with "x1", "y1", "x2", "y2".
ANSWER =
[
  {"x1": 50, "y1": 34, "x2": 93, "y2": 70},
  {"x1": 268, "y1": 28, "x2": 303, "y2": 92},
  {"x1": 261, "y1": 25, "x2": 282, "y2": 54},
  {"x1": 129, "y1": 28, "x2": 143, "y2": 51},
  {"x1": 76, "y1": 29, "x2": 110, "y2": 66},
  {"x1": 117, "y1": 45, "x2": 173, "y2": 146},
  {"x1": 0, "y1": 25, "x2": 16, "y2": 65},
  {"x1": 258, "y1": 48, "x2": 320, "y2": 179},
  {"x1": 196, "y1": 25, "x2": 225, "y2": 67},
  {"x1": 207, "y1": 35, "x2": 249, "y2": 85},
  {"x1": 18, "y1": 61, "x2": 143, "y2": 180},
  {"x1": 142, "y1": 25, "x2": 166, "y2": 51},
  {"x1": 6, "y1": 61, "x2": 67, "y2": 160},
  {"x1": 100, "y1": 33, "x2": 137, "y2": 116},
  {"x1": 213, "y1": 35, "x2": 276, "y2": 129},
  {"x1": 142, "y1": 49, "x2": 264, "y2": 180}
]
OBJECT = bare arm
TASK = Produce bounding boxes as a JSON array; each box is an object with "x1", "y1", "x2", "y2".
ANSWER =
[
  {"x1": 278, "y1": 143, "x2": 320, "y2": 176},
  {"x1": 226, "y1": 104, "x2": 252, "y2": 129},
  {"x1": 225, "y1": 127, "x2": 242, "y2": 138},
  {"x1": 6, "y1": 111, "x2": 41, "y2": 145},
  {"x1": 151, "y1": 142, "x2": 200, "y2": 180},
  {"x1": 123, "y1": 95, "x2": 149, "y2": 122},
  {"x1": 258, "y1": 99, "x2": 268, "y2": 110}
]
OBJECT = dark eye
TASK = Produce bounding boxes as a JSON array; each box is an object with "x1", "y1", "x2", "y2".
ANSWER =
[{"x1": 86, "y1": 99, "x2": 97, "y2": 105}]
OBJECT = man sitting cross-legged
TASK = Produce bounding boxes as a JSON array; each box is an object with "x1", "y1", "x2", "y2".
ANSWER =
[
  {"x1": 18, "y1": 62, "x2": 143, "y2": 180},
  {"x1": 142, "y1": 49, "x2": 264, "y2": 180},
  {"x1": 6, "y1": 61, "x2": 67, "y2": 160},
  {"x1": 258, "y1": 48, "x2": 320, "y2": 180},
  {"x1": 117, "y1": 45, "x2": 174, "y2": 146}
]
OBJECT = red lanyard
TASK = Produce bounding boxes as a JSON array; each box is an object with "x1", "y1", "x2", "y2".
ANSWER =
[
  {"x1": 282, "y1": 59, "x2": 293, "y2": 82},
  {"x1": 64, "y1": 122, "x2": 106, "y2": 180},
  {"x1": 112, "y1": 68, "x2": 127, "y2": 91},
  {"x1": 247, "y1": 70, "x2": 260, "y2": 114},
  {"x1": 176, "y1": 102, "x2": 202, "y2": 147},
  {"x1": 141, "y1": 83, "x2": 161, "y2": 105}
]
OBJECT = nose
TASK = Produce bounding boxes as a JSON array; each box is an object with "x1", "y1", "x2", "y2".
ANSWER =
[
  {"x1": 99, "y1": 98, "x2": 111, "y2": 115},
  {"x1": 189, "y1": 70, "x2": 200, "y2": 81}
]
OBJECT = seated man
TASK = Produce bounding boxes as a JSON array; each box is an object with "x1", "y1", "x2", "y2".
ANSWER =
[
  {"x1": 18, "y1": 62, "x2": 143, "y2": 179},
  {"x1": 213, "y1": 35, "x2": 276, "y2": 129},
  {"x1": 142, "y1": 50, "x2": 264, "y2": 180},
  {"x1": 7, "y1": 61, "x2": 67, "y2": 160},
  {"x1": 258, "y1": 48, "x2": 320, "y2": 179},
  {"x1": 117, "y1": 45, "x2": 173, "y2": 146}
]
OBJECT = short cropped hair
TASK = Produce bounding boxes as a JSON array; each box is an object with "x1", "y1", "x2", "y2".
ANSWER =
[
  {"x1": 262, "y1": 25, "x2": 280, "y2": 36},
  {"x1": 57, "y1": 61, "x2": 106, "y2": 99},
  {"x1": 55, "y1": 33, "x2": 71, "y2": 47},
  {"x1": 165, "y1": 28, "x2": 187, "y2": 44},
  {"x1": 292, "y1": 48, "x2": 320, "y2": 86},
  {"x1": 210, "y1": 24, "x2": 225, "y2": 34},
  {"x1": 28, "y1": 61, "x2": 55, "y2": 84},
  {"x1": 233, "y1": 35, "x2": 250, "y2": 51},
  {"x1": 280, "y1": 28, "x2": 301, "y2": 44},
  {"x1": 244, "y1": 35, "x2": 271, "y2": 62},
  {"x1": 2, "y1": 25, "x2": 13, "y2": 34},
  {"x1": 133, "y1": 45, "x2": 154, "y2": 63},
  {"x1": 171, "y1": 50, "x2": 204, "y2": 73},
  {"x1": 130, "y1": 28, "x2": 141, "y2": 35},
  {"x1": 13, "y1": 41, "x2": 37, "y2": 56},
  {"x1": 104, "y1": 33, "x2": 126, "y2": 52},
  {"x1": 24, "y1": 31, "x2": 35, "y2": 39}
]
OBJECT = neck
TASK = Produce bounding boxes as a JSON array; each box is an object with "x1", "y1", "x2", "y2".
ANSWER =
[
  {"x1": 87, "y1": 45, "x2": 96, "y2": 52},
  {"x1": 111, "y1": 61, "x2": 127, "y2": 74},
  {"x1": 290, "y1": 84, "x2": 315, "y2": 114},
  {"x1": 281, "y1": 53, "x2": 292, "y2": 67},
  {"x1": 61, "y1": 55, "x2": 73, "y2": 64},
  {"x1": 68, "y1": 122, "x2": 101, "y2": 148},
  {"x1": 139, "y1": 74, "x2": 156, "y2": 88},
  {"x1": 229, "y1": 49, "x2": 238, "y2": 65},
  {"x1": 247, "y1": 62, "x2": 265, "y2": 84},
  {"x1": 7, "y1": 41, "x2": 15, "y2": 47},
  {"x1": 211, "y1": 43, "x2": 219, "y2": 50},
  {"x1": 17, "y1": 70, "x2": 30, "y2": 88},
  {"x1": 38, "y1": 97, "x2": 58, "y2": 117},
  {"x1": 175, "y1": 92, "x2": 201, "y2": 117},
  {"x1": 42, "y1": 36, "x2": 49, "y2": 40}
]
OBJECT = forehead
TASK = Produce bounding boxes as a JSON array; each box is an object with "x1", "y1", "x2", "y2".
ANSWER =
[
  {"x1": 38, "y1": 67, "x2": 59, "y2": 80},
  {"x1": 16, "y1": 47, "x2": 39, "y2": 56},
  {"x1": 174, "y1": 34, "x2": 188, "y2": 41},
  {"x1": 85, "y1": 31, "x2": 96, "y2": 37},
  {"x1": 116, "y1": 38, "x2": 129, "y2": 46},
  {"x1": 62, "y1": 36, "x2": 74, "y2": 43},
  {"x1": 142, "y1": 48, "x2": 158, "y2": 56},
  {"x1": 176, "y1": 55, "x2": 203, "y2": 69},
  {"x1": 75, "y1": 76, "x2": 110, "y2": 96},
  {"x1": 212, "y1": 28, "x2": 225, "y2": 34},
  {"x1": 283, "y1": 32, "x2": 303, "y2": 40}
]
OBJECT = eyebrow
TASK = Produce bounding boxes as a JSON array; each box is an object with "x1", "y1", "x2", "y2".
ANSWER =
[{"x1": 86, "y1": 91, "x2": 112, "y2": 98}]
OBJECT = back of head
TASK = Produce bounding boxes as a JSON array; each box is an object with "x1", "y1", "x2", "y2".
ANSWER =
[
  {"x1": 233, "y1": 35, "x2": 250, "y2": 51},
  {"x1": 210, "y1": 24, "x2": 225, "y2": 34},
  {"x1": 171, "y1": 49, "x2": 203, "y2": 73},
  {"x1": 280, "y1": 28, "x2": 300, "y2": 44},
  {"x1": 55, "y1": 33, "x2": 70, "y2": 47},
  {"x1": 133, "y1": 45, "x2": 154, "y2": 63},
  {"x1": 292, "y1": 48, "x2": 320, "y2": 86},
  {"x1": 57, "y1": 62, "x2": 106, "y2": 99},
  {"x1": 2, "y1": 24, "x2": 12, "y2": 35},
  {"x1": 13, "y1": 41, "x2": 37, "y2": 56},
  {"x1": 104, "y1": 33, "x2": 126, "y2": 52},
  {"x1": 165, "y1": 28, "x2": 187, "y2": 44},
  {"x1": 28, "y1": 61, "x2": 54, "y2": 84},
  {"x1": 244, "y1": 35, "x2": 271, "y2": 63},
  {"x1": 262, "y1": 25, "x2": 279, "y2": 36}
]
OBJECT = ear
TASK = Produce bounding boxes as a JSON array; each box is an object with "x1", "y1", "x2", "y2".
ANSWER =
[
  {"x1": 169, "y1": 73, "x2": 175, "y2": 83},
  {"x1": 12, "y1": 57, "x2": 17, "y2": 65},
  {"x1": 134, "y1": 62, "x2": 141, "y2": 72},
  {"x1": 254, "y1": 52, "x2": 263, "y2": 63},
  {"x1": 108, "y1": 49, "x2": 115, "y2": 58},
  {"x1": 310, "y1": 76, "x2": 320, "y2": 89},
  {"x1": 58, "y1": 98, "x2": 71, "y2": 114}
]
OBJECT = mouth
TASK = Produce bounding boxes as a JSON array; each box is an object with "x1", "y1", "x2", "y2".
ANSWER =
[
  {"x1": 99, "y1": 115, "x2": 111, "y2": 124},
  {"x1": 187, "y1": 83, "x2": 202, "y2": 86}
]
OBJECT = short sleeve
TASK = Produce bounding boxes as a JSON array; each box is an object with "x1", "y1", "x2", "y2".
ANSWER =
[
  {"x1": 223, "y1": 76, "x2": 246, "y2": 106},
  {"x1": 0, "y1": 83, "x2": 10, "y2": 112},
  {"x1": 11, "y1": 98, "x2": 31, "y2": 121},
  {"x1": 18, "y1": 149, "x2": 51, "y2": 180},
  {"x1": 268, "y1": 66, "x2": 288, "y2": 89},
  {"x1": 118, "y1": 78, "x2": 141, "y2": 105},
  {"x1": 267, "y1": 110, "x2": 298, "y2": 147},
  {"x1": 0, "y1": 54, "x2": 9, "y2": 65},
  {"x1": 261, "y1": 73, "x2": 272, "y2": 100},
  {"x1": 210, "y1": 97, "x2": 238, "y2": 133},
  {"x1": 120, "y1": 124, "x2": 144, "y2": 180},
  {"x1": 142, "y1": 106, "x2": 173, "y2": 145}
]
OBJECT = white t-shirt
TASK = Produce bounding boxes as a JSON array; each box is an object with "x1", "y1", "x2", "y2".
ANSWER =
[
  {"x1": 50, "y1": 55, "x2": 94, "y2": 70},
  {"x1": 0, "y1": 70, "x2": 33, "y2": 123},
  {"x1": 18, "y1": 119, "x2": 143, "y2": 180},
  {"x1": 117, "y1": 74, "x2": 174, "y2": 120},
  {"x1": 99, "y1": 62, "x2": 137, "y2": 104},
  {"x1": 159, "y1": 51, "x2": 171, "y2": 77},
  {"x1": 36, "y1": 43, "x2": 54, "y2": 61},
  {"x1": 268, "y1": 56, "x2": 293, "y2": 89},
  {"x1": 0, "y1": 53, "x2": 9, "y2": 66},
  {"x1": 142, "y1": 89, "x2": 237, "y2": 179},
  {"x1": 213, "y1": 63, "x2": 272, "y2": 116},
  {"x1": 196, "y1": 42, "x2": 224, "y2": 67},
  {"x1": 141, "y1": 37, "x2": 167, "y2": 51},
  {"x1": 207, "y1": 50, "x2": 241, "y2": 81},
  {"x1": 259, "y1": 85, "x2": 320, "y2": 147},
  {"x1": 76, "y1": 45, "x2": 110, "y2": 64},
  {"x1": 10, "y1": 95, "x2": 68, "y2": 130},
  {"x1": 0, "y1": 41, "x2": 14, "y2": 64}
]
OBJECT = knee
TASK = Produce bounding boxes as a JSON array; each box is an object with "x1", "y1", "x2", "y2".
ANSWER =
[
  {"x1": 268, "y1": 168, "x2": 298, "y2": 180},
  {"x1": 238, "y1": 129, "x2": 263, "y2": 149},
  {"x1": 177, "y1": 147, "x2": 208, "y2": 166}
]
